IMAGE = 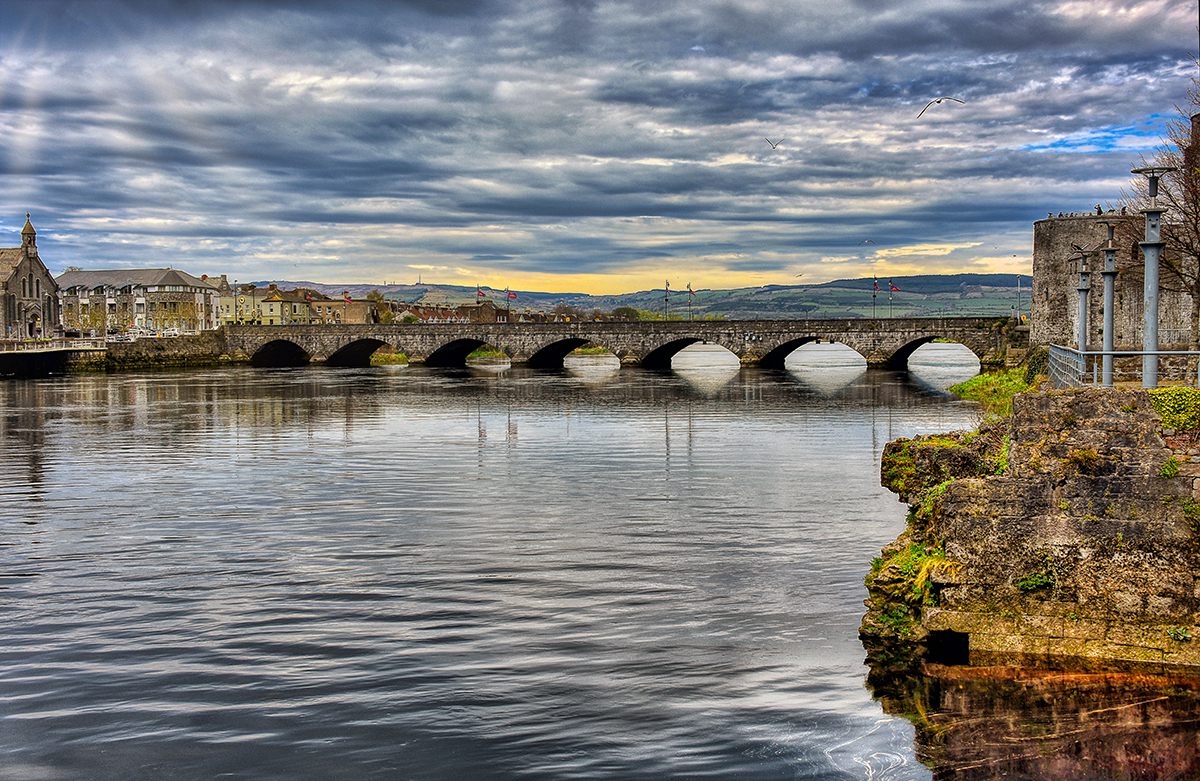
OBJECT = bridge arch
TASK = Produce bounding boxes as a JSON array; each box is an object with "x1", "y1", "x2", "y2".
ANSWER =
[
  {"x1": 641, "y1": 338, "x2": 704, "y2": 370},
  {"x1": 424, "y1": 338, "x2": 498, "y2": 368},
  {"x1": 759, "y1": 336, "x2": 825, "y2": 369},
  {"x1": 527, "y1": 337, "x2": 593, "y2": 370},
  {"x1": 251, "y1": 339, "x2": 311, "y2": 367},
  {"x1": 326, "y1": 338, "x2": 389, "y2": 368},
  {"x1": 883, "y1": 336, "x2": 937, "y2": 370},
  {"x1": 884, "y1": 336, "x2": 984, "y2": 371}
]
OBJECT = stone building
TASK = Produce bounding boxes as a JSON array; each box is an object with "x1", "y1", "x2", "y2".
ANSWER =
[
  {"x1": 297, "y1": 291, "x2": 378, "y2": 324},
  {"x1": 1031, "y1": 209, "x2": 1194, "y2": 351},
  {"x1": 260, "y1": 286, "x2": 317, "y2": 325},
  {"x1": 56, "y1": 268, "x2": 220, "y2": 335},
  {"x1": 0, "y1": 215, "x2": 60, "y2": 339},
  {"x1": 1033, "y1": 114, "x2": 1200, "y2": 353}
]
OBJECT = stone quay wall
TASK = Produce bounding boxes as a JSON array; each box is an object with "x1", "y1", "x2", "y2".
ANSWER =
[
  {"x1": 863, "y1": 387, "x2": 1200, "y2": 676},
  {"x1": 75, "y1": 330, "x2": 235, "y2": 370}
]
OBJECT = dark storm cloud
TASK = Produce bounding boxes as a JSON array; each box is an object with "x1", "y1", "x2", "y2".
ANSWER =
[{"x1": 0, "y1": 0, "x2": 1192, "y2": 288}]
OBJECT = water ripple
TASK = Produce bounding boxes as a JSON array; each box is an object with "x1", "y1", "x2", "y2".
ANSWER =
[{"x1": 0, "y1": 348, "x2": 977, "y2": 779}]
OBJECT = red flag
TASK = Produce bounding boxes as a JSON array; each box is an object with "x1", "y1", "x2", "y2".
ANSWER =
[
  {"x1": 890, "y1": 281, "x2": 900, "y2": 292},
  {"x1": 688, "y1": 283, "x2": 695, "y2": 297},
  {"x1": 344, "y1": 294, "x2": 352, "y2": 303},
  {"x1": 507, "y1": 290, "x2": 517, "y2": 299},
  {"x1": 873, "y1": 277, "x2": 879, "y2": 292},
  {"x1": 477, "y1": 286, "x2": 487, "y2": 297}
]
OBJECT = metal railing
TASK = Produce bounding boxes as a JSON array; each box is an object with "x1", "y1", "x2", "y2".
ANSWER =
[
  {"x1": 0, "y1": 338, "x2": 107, "y2": 353},
  {"x1": 1049, "y1": 344, "x2": 1200, "y2": 389}
]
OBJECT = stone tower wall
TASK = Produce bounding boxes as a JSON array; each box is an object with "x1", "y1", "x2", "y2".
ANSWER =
[{"x1": 1030, "y1": 211, "x2": 1197, "y2": 351}]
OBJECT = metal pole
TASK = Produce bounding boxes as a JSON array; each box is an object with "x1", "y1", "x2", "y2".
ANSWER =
[
  {"x1": 1132, "y1": 166, "x2": 1176, "y2": 388},
  {"x1": 1101, "y1": 255, "x2": 1116, "y2": 386},
  {"x1": 1142, "y1": 207, "x2": 1164, "y2": 388},
  {"x1": 1100, "y1": 223, "x2": 1117, "y2": 386},
  {"x1": 1076, "y1": 255, "x2": 1090, "y2": 356}
]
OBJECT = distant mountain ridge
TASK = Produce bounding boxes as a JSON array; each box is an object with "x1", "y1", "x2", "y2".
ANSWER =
[{"x1": 249, "y1": 273, "x2": 1029, "y2": 320}]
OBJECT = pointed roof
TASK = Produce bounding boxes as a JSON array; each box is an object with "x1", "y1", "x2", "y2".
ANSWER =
[
  {"x1": 55, "y1": 268, "x2": 213, "y2": 291},
  {"x1": 0, "y1": 247, "x2": 22, "y2": 281},
  {"x1": 0, "y1": 215, "x2": 47, "y2": 285}
]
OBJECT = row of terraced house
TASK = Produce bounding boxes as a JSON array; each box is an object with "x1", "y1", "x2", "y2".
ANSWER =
[{"x1": 1, "y1": 216, "x2": 553, "y2": 340}]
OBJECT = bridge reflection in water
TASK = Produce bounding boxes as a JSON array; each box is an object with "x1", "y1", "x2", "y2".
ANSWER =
[{"x1": 223, "y1": 316, "x2": 1019, "y2": 370}]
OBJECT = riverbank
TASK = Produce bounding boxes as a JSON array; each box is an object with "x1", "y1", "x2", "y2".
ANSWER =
[{"x1": 862, "y1": 386, "x2": 1200, "y2": 676}]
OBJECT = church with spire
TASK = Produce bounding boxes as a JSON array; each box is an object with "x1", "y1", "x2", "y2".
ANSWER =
[{"x1": 0, "y1": 215, "x2": 60, "y2": 339}]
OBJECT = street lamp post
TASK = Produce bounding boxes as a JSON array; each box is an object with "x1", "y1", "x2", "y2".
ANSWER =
[
  {"x1": 1099, "y1": 222, "x2": 1119, "y2": 386},
  {"x1": 1132, "y1": 165, "x2": 1176, "y2": 388},
  {"x1": 1074, "y1": 249, "x2": 1090, "y2": 355}
]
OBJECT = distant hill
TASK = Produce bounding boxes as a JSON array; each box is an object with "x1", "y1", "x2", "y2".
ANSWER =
[{"x1": 251, "y1": 273, "x2": 1031, "y2": 320}]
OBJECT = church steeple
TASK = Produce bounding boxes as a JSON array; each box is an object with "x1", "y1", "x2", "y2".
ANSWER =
[{"x1": 21, "y1": 213, "x2": 35, "y2": 248}]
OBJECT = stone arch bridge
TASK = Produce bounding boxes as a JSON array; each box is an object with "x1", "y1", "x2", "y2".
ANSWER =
[{"x1": 222, "y1": 317, "x2": 1021, "y2": 370}]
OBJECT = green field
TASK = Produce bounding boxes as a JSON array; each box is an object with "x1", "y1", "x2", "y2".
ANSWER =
[{"x1": 282, "y1": 272, "x2": 1031, "y2": 320}]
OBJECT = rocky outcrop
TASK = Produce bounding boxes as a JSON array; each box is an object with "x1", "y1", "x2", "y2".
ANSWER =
[{"x1": 863, "y1": 387, "x2": 1200, "y2": 676}]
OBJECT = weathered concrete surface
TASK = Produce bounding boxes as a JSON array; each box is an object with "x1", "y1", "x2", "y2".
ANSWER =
[{"x1": 864, "y1": 388, "x2": 1200, "y2": 676}]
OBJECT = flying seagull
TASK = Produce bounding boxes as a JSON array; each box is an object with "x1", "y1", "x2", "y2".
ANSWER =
[
  {"x1": 859, "y1": 239, "x2": 875, "y2": 245},
  {"x1": 916, "y1": 96, "x2": 964, "y2": 119},
  {"x1": 765, "y1": 137, "x2": 783, "y2": 149}
]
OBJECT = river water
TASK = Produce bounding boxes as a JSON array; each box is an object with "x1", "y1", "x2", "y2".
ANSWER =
[{"x1": 2, "y1": 343, "x2": 986, "y2": 780}]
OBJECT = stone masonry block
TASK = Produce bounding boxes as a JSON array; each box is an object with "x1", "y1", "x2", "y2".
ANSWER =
[{"x1": 970, "y1": 632, "x2": 1049, "y2": 658}]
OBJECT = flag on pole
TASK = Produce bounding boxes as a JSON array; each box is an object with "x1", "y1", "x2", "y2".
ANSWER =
[
  {"x1": 688, "y1": 283, "x2": 696, "y2": 297},
  {"x1": 507, "y1": 288, "x2": 517, "y2": 299},
  {"x1": 890, "y1": 281, "x2": 900, "y2": 292},
  {"x1": 344, "y1": 293, "x2": 352, "y2": 303},
  {"x1": 477, "y1": 286, "x2": 487, "y2": 297},
  {"x1": 873, "y1": 277, "x2": 879, "y2": 292}
]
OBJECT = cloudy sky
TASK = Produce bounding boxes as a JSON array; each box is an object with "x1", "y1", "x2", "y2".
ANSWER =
[{"x1": 0, "y1": 0, "x2": 1194, "y2": 294}]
